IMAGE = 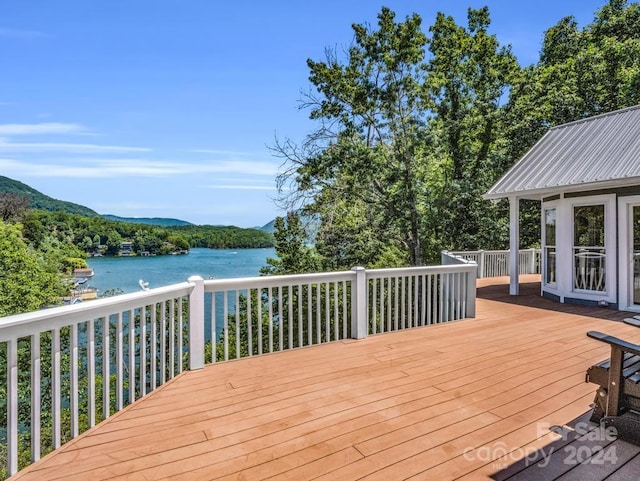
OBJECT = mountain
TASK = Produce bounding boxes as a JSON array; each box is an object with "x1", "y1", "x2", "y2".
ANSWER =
[
  {"x1": 0, "y1": 175, "x2": 99, "y2": 217},
  {"x1": 259, "y1": 219, "x2": 277, "y2": 232},
  {"x1": 102, "y1": 215, "x2": 193, "y2": 227},
  {"x1": 260, "y1": 213, "x2": 319, "y2": 244}
]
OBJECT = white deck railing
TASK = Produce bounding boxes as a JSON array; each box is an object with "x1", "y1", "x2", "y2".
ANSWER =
[
  {"x1": 445, "y1": 249, "x2": 541, "y2": 278},
  {"x1": 0, "y1": 264, "x2": 476, "y2": 477}
]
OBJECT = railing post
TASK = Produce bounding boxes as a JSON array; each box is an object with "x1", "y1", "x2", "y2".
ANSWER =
[
  {"x1": 188, "y1": 276, "x2": 205, "y2": 370},
  {"x1": 351, "y1": 267, "x2": 368, "y2": 339},
  {"x1": 466, "y1": 267, "x2": 477, "y2": 318},
  {"x1": 479, "y1": 250, "x2": 485, "y2": 278},
  {"x1": 529, "y1": 249, "x2": 536, "y2": 274}
]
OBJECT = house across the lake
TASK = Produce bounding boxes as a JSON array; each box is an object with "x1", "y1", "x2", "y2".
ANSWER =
[{"x1": 485, "y1": 104, "x2": 640, "y2": 311}]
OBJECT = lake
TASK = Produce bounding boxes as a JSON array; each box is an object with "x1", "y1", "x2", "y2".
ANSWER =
[{"x1": 86, "y1": 247, "x2": 276, "y2": 295}]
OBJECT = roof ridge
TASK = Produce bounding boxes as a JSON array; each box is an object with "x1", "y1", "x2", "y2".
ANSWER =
[{"x1": 551, "y1": 104, "x2": 640, "y2": 131}]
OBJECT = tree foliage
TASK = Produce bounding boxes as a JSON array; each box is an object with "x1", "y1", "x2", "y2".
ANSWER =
[
  {"x1": 0, "y1": 222, "x2": 65, "y2": 316},
  {"x1": 261, "y1": 212, "x2": 321, "y2": 275},
  {"x1": 272, "y1": 1, "x2": 640, "y2": 271}
]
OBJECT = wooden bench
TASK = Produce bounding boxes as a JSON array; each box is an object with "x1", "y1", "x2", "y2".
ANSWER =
[{"x1": 586, "y1": 317, "x2": 640, "y2": 444}]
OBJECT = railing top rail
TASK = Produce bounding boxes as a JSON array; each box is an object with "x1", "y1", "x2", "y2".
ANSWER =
[
  {"x1": 366, "y1": 264, "x2": 477, "y2": 279},
  {"x1": 204, "y1": 270, "x2": 356, "y2": 292},
  {"x1": 450, "y1": 248, "x2": 539, "y2": 254},
  {"x1": 0, "y1": 281, "x2": 193, "y2": 342}
]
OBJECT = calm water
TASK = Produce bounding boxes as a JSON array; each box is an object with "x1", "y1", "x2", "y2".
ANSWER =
[{"x1": 86, "y1": 247, "x2": 275, "y2": 294}]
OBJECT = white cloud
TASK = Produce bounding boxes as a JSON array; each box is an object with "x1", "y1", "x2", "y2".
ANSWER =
[
  {"x1": 93, "y1": 201, "x2": 177, "y2": 212},
  {"x1": 0, "y1": 139, "x2": 151, "y2": 153},
  {"x1": 190, "y1": 149, "x2": 253, "y2": 156},
  {"x1": 203, "y1": 184, "x2": 278, "y2": 191},
  {"x1": 0, "y1": 122, "x2": 86, "y2": 136},
  {"x1": 0, "y1": 158, "x2": 279, "y2": 178}
]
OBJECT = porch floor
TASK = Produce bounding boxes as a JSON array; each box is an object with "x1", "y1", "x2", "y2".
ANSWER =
[{"x1": 11, "y1": 275, "x2": 640, "y2": 480}]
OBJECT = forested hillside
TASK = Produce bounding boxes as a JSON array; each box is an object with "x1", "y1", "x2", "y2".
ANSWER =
[
  {"x1": 0, "y1": 177, "x2": 275, "y2": 257},
  {"x1": 271, "y1": 0, "x2": 640, "y2": 271},
  {"x1": 102, "y1": 214, "x2": 193, "y2": 227},
  {"x1": 173, "y1": 225, "x2": 275, "y2": 249},
  {"x1": 0, "y1": 176, "x2": 98, "y2": 217},
  {"x1": 21, "y1": 210, "x2": 274, "y2": 256}
]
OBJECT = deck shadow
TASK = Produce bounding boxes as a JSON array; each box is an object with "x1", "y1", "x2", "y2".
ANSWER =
[
  {"x1": 489, "y1": 412, "x2": 640, "y2": 481},
  {"x1": 476, "y1": 278, "x2": 630, "y2": 323}
]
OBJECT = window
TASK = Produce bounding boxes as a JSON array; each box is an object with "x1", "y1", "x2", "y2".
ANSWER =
[
  {"x1": 544, "y1": 208, "x2": 556, "y2": 286},
  {"x1": 573, "y1": 204, "x2": 605, "y2": 292}
]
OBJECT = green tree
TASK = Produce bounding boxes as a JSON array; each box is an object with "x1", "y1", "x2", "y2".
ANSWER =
[
  {"x1": 507, "y1": 0, "x2": 640, "y2": 161},
  {"x1": 0, "y1": 222, "x2": 63, "y2": 316},
  {"x1": 261, "y1": 212, "x2": 321, "y2": 275},
  {"x1": 426, "y1": 7, "x2": 518, "y2": 251},
  {"x1": 275, "y1": 7, "x2": 432, "y2": 266}
]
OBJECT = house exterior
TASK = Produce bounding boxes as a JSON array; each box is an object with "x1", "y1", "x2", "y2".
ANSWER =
[
  {"x1": 485, "y1": 105, "x2": 640, "y2": 311},
  {"x1": 119, "y1": 241, "x2": 134, "y2": 256}
]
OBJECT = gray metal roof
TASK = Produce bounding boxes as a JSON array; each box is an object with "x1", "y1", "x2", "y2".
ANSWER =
[{"x1": 484, "y1": 105, "x2": 640, "y2": 200}]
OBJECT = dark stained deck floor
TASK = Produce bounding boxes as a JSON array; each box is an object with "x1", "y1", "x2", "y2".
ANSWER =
[{"x1": 10, "y1": 275, "x2": 640, "y2": 480}]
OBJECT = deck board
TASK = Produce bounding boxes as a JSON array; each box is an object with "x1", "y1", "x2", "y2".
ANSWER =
[{"x1": 10, "y1": 275, "x2": 640, "y2": 481}]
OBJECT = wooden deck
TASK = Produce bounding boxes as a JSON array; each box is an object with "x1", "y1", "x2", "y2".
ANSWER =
[{"x1": 11, "y1": 275, "x2": 640, "y2": 480}]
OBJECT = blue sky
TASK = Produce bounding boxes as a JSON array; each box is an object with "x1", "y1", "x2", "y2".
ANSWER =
[{"x1": 0, "y1": 0, "x2": 608, "y2": 227}]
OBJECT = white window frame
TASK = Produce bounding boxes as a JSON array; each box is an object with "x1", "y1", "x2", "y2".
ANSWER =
[
  {"x1": 541, "y1": 201, "x2": 559, "y2": 292},
  {"x1": 618, "y1": 195, "x2": 640, "y2": 311},
  {"x1": 566, "y1": 194, "x2": 616, "y2": 303}
]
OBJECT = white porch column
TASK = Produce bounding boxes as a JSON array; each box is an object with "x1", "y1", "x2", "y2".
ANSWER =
[{"x1": 509, "y1": 196, "x2": 520, "y2": 295}]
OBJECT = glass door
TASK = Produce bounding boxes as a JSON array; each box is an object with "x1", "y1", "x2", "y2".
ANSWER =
[
  {"x1": 573, "y1": 204, "x2": 606, "y2": 292},
  {"x1": 633, "y1": 206, "x2": 640, "y2": 306}
]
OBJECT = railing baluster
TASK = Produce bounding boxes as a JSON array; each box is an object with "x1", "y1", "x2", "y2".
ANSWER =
[
  {"x1": 420, "y1": 276, "x2": 425, "y2": 324},
  {"x1": 7, "y1": 338, "x2": 18, "y2": 475},
  {"x1": 140, "y1": 306, "x2": 147, "y2": 397},
  {"x1": 333, "y1": 282, "x2": 340, "y2": 341},
  {"x1": 223, "y1": 292, "x2": 229, "y2": 361},
  {"x1": 71, "y1": 323, "x2": 79, "y2": 438},
  {"x1": 128, "y1": 309, "x2": 135, "y2": 403},
  {"x1": 378, "y1": 279, "x2": 384, "y2": 334},
  {"x1": 439, "y1": 273, "x2": 445, "y2": 323},
  {"x1": 177, "y1": 298, "x2": 183, "y2": 374},
  {"x1": 31, "y1": 333, "x2": 41, "y2": 462},
  {"x1": 102, "y1": 316, "x2": 110, "y2": 420},
  {"x1": 426, "y1": 274, "x2": 432, "y2": 325},
  {"x1": 169, "y1": 300, "x2": 175, "y2": 378},
  {"x1": 308, "y1": 283, "x2": 313, "y2": 346},
  {"x1": 372, "y1": 278, "x2": 377, "y2": 335},
  {"x1": 288, "y1": 285, "x2": 293, "y2": 350},
  {"x1": 151, "y1": 304, "x2": 157, "y2": 390},
  {"x1": 278, "y1": 287, "x2": 283, "y2": 352},
  {"x1": 394, "y1": 277, "x2": 399, "y2": 331},
  {"x1": 268, "y1": 286, "x2": 274, "y2": 352},
  {"x1": 325, "y1": 282, "x2": 330, "y2": 341},
  {"x1": 414, "y1": 275, "x2": 420, "y2": 327},
  {"x1": 316, "y1": 283, "x2": 321, "y2": 344},
  {"x1": 210, "y1": 294, "x2": 216, "y2": 363},
  {"x1": 386, "y1": 277, "x2": 394, "y2": 332},
  {"x1": 297, "y1": 285, "x2": 303, "y2": 347},
  {"x1": 248, "y1": 289, "x2": 253, "y2": 356},
  {"x1": 160, "y1": 303, "x2": 167, "y2": 382},
  {"x1": 340, "y1": 281, "x2": 345, "y2": 338},
  {"x1": 235, "y1": 289, "x2": 241, "y2": 358},
  {"x1": 52, "y1": 328, "x2": 61, "y2": 448},
  {"x1": 257, "y1": 288, "x2": 263, "y2": 355},
  {"x1": 138, "y1": 306, "x2": 147, "y2": 397},
  {"x1": 88, "y1": 318, "x2": 95, "y2": 428},
  {"x1": 116, "y1": 312, "x2": 123, "y2": 411},
  {"x1": 401, "y1": 276, "x2": 406, "y2": 329}
]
